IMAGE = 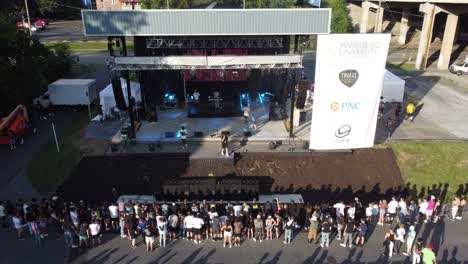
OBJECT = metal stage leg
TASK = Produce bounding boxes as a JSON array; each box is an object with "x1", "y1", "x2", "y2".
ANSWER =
[
  {"x1": 122, "y1": 38, "x2": 136, "y2": 139},
  {"x1": 289, "y1": 68, "x2": 297, "y2": 138}
]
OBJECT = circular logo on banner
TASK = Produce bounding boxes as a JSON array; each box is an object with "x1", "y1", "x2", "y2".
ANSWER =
[
  {"x1": 335, "y1": 125, "x2": 351, "y2": 138},
  {"x1": 338, "y1": 70, "x2": 359, "y2": 88},
  {"x1": 330, "y1": 102, "x2": 340, "y2": 111}
]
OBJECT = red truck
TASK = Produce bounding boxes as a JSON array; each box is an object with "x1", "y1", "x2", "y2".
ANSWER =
[{"x1": 0, "y1": 105, "x2": 35, "y2": 147}]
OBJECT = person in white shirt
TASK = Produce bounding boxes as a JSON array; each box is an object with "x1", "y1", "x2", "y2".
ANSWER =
[
  {"x1": 168, "y1": 214, "x2": 178, "y2": 240},
  {"x1": 347, "y1": 204, "x2": 356, "y2": 220},
  {"x1": 333, "y1": 201, "x2": 346, "y2": 219},
  {"x1": 70, "y1": 208, "x2": 79, "y2": 229},
  {"x1": 89, "y1": 220, "x2": 101, "y2": 246},
  {"x1": 395, "y1": 223, "x2": 406, "y2": 255},
  {"x1": 184, "y1": 213, "x2": 194, "y2": 240},
  {"x1": 180, "y1": 126, "x2": 188, "y2": 149},
  {"x1": 108, "y1": 203, "x2": 119, "y2": 230},
  {"x1": 233, "y1": 204, "x2": 242, "y2": 217},
  {"x1": 365, "y1": 203, "x2": 373, "y2": 222},
  {"x1": 398, "y1": 198, "x2": 408, "y2": 224},
  {"x1": 387, "y1": 197, "x2": 399, "y2": 224},
  {"x1": 12, "y1": 213, "x2": 25, "y2": 240},
  {"x1": 192, "y1": 214, "x2": 205, "y2": 244},
  {"x1": 157, "y1": 216, "x2": 168, "y2": 247},
  {"x1": 193, "y1": 90, "x2": 200, "y2": 102},
  {"x1": 418, "y1": 199, "x2": 428, "y2": 223}
]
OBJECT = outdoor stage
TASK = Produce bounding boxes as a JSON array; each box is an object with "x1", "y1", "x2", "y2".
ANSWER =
[{"x1": 111, "y1": 98, "x2": 312, "y2": 143}]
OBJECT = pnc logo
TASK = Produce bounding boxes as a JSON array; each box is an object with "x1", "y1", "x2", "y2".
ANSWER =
[{"x1": 330, "y1": 102, "x2": 361, "y2": 111}]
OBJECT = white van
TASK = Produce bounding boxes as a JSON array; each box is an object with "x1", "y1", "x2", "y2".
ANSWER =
[{"x1": 449, "y1": 55, "x2": 468, "y2": 76}]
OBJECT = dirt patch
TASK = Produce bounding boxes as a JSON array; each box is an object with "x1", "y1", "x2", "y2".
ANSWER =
[
  {"x1": 457, "y1": 159, "x2": 468, "y2": 168},
  {"x1": 59, "y1": 149, "x2": 403, "y2": 203}
]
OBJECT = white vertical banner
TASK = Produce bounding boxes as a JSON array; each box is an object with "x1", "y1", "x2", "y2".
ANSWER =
[{"x1": 310, "y1": 34, "x2": 390, "y2": 150}]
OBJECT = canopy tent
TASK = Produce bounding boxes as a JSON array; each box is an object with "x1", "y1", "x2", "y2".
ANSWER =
[
  {"x1": 99, "y1": 78, "x2": 142, "y2": 117},
  {"x1": 382, "y1": 69, "x2": 405, "y2": 103}
]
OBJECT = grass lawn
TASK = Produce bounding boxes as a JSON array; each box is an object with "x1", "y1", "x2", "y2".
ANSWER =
[
  {"x1": 386, "y1": 62, "x2": 419, "y2": 72},
  {"x1": 44, "y1": 41, "x2": 134, "y2": 52},
  {"x1": 27, "y1": 110, "x2": 92, "y2": 194},
  {"x1": 389, "y1": 142, "x2": 468, "y2": 202}
]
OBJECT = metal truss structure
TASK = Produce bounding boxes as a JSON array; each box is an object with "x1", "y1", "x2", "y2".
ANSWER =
[
  {"x1": 145, "y1": 37, "x2": 284, "y2": 49},
  {"x1": 112, "y1": 63, "x2": 301, "y2": 71}
]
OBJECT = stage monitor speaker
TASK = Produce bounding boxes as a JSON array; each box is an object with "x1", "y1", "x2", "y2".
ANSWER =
[
  {"x1": 165, "y1": 132, "x2": 175, "y2": 138},
  {"x1": 194, "y1": 131, "x2": 204, "y2": 138},
  {"x1": 303, "y1": 141, "x2": 309, "y2": 150},
  {"x1": 111, "y1": 144, "x2": 118, "y2": 152},
  {"x1": 111, "y1": 78, "x2": 127, "y2": 111},
  {"x1": 243, "y1": 130, "x2": 251, "y2": 137},
  {"x1": 296, "y1": 80, "x2": 309, "y2": 109},
  {"x1": 221, "y1": 131, "x2": 230, "y2": 137},
  {"x1": 269, "y1": 141, "x2": 276, "y2": 150}
]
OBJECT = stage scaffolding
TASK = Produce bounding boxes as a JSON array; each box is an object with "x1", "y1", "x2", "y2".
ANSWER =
[{"x1": 146, "y1": 37, "x2": 284, "y2": 49}]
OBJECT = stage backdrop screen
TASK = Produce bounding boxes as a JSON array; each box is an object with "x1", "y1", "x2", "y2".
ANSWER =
[{"x1": 310, "y1": 34, "x2": 390, "y2": 150}]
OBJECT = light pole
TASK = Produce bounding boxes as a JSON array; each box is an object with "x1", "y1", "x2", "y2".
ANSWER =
[
  {"x1": 24, "y1": 0, "x2": 32, "y2": 36},
  {"x1": 167, "y1": 0, "x2": 169, "y2": 9}
]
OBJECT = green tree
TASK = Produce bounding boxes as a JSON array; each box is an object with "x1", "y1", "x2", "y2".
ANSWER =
[
  {"x1": 38, "y1": 0, "x2": 58, "y2": 16},
  {"x1": 325, "y1": 0, "x2": 352, "y2": 33}
]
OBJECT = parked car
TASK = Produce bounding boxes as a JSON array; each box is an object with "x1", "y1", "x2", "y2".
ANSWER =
[
  {"x1": 33, "y1": 19, "x2": 48, "y2": 29},
  {"x1": 16, "y1": 21, "x2": 38, "y2": 32},
  {"x1": 449, "y1": 55, "x2": 468, "y2": 76}
]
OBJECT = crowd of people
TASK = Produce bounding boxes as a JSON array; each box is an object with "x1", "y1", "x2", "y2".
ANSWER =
[{"x1": 0, "y1": 194, "x2": 466, "y2": 263}]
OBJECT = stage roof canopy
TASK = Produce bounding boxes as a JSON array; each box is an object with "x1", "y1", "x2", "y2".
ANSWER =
[
  {"x1": 82, "y1": 9, "x2": 331, "y2": 36},
  {"x1": 111, "y1": 55, "x2": 303, "y2": 70}
]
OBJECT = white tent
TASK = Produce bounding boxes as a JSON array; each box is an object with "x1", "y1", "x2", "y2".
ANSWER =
[
  {"x1": 382, "y1": 69, "x2": 405, "y2": 103},
  {"x1": 99, "y1": 78, "x2": 142, "y2": 117}
]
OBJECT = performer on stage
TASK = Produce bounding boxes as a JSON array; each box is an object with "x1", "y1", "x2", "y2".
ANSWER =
[
  {"x1": 193, "y1": 90, "x2": 200, "y2": 103},
  {"x1": 221, "y1": 134, "x2": 229, "y2": 157},
  {"x1": 243, "y1": 104, "x2": 250, "y2": 123}
]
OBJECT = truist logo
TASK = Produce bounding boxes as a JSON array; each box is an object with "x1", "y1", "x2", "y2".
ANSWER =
[
  {"x1": 335, "y1": 125, "x2": 351, "y2": 139},
  {"x1": 338, "y1": 70, "x2": 359, "y2": 88}
]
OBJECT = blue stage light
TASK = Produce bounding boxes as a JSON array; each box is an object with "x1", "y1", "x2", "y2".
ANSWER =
[
  {"x1": 169, "y1": 95, "x2": 174, "y2": 100},
  {"x1": 241, "y1": 94, "x2": 246, "y2": 99}
]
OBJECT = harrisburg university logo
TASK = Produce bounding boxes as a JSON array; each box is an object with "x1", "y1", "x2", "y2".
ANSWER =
[
  {"x1": 338, "y1": 70, "x2": 359, "y2": 88},
  {"x1": 335, "y1": 125, "x2": 351, "y2": 139}
]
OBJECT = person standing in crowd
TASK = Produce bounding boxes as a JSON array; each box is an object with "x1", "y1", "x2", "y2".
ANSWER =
[
  {"x1": 383, "y1": 228, "x2": 395, "y2": 259},
  {"x1": 89, "y1": 219, "x2": 102, "y2": 247},
  {"x1": 265, "y1": 215, "x2": 275, "y2": 240},
  {"x1": 233, "y1": 218, "x2": 243, "y2": 247},
  {"x1": 246, "y1": 214, "x2": 255, "y2": 240},
  {"x1": 62, "y1": 219, "x2": 76, "y2": 248},
  {"x1": 378, "y1": 200, "x2": 386, "y2": 226},
  {"x1": 395, "y1": 223, "x2": 406, "y2": 255},
  {"x1": 418, "y1": 199, "x2": 428, "y2": 224},
  {"x1": 168, "y1": 212, "x2": 179, "y2": 240},
  {"x1": 180, "y1": 126, "x2": 188, "y2": 149},
  {"x1": 412, "y1": 238, "x2": 424, "y2": 264},
  {"x1": 378, "y1": 96, "x2": 385, "y2": 118},
  {"x1": 422, "y1": 244, "x2": 437, "y2": 264},
  {"x1": 406, "y1": 102, "x2": 415, "y2": 122},
  {"x1": 341, "y1": 218, "x2": 354, "y2": 248},
  {"x1": 308, "y1": 214, "x2": 319, "y2": 244},
  {"x1": 78, "y1": 220, "x2": 89, "y2": 248},
  {"x1": 119, "y1": 213, "x2": 126, "y2": 238},
  {"x1": 12, "y1": 213, "x2": 25, "y2": 240},
  {"x1": 395, "y1": 102, "x2": 402, "y2": 121},
  {"x1": 386, "y1": 117, "x2": 394, "y2": 138},
  {"x1": 184, "y1": 212, "x2": 193, "y2": 240},
  {"x1": 253, "y1": 214, "x2": 264, "y2": 242},
  {"x1": 398, "y1": 198, "x2": 408, "y2": 225},
  {"x1": 451, "y1": 197, "x2": 460, "y2": 221},
  {"x1": 355, "y1": 218, "x2": 368, "y2": 247},
  {"x1": 31, "y1": 218, "x2": 43, "y2": 247},
  {"x1": 192, "y1": 214, "x2": 204, "y2": 244},
  {"x1": 157, "y1": 216, "x2": 168, "y2": 247},
  {"x1": 144, "y1": 223, "x2": 155, "y2": 252},
  {"x1": 387, "y1": 197, "x2": 398, "y2": 224},
  {"x1": 336, "y1": 214, "x2": 345, "y2": 241},
  {"x1": 283, "y1": 216, "x2": 295, "y2": 244},
  {"x1": 456, "y1": 196, "x2": 466, "y2": 220},
  {"x1": 320, "y1": 216, "x2": 332, "y2": 248},
  {"x1": 108, "y1": 203, "x2": 119, "y2": 231},
  {"x1": 221, "y1": 220, "x2": 233, "y2": 248},
  {"x1": 127, "y1": 219, "x2": 137, "y2": 249},
  {"x1": 221, "y1": 134, "x2": 229, "y2": 157},
  {"x1": 274, "y1": 213, "x2": 283, "y2": 239},
  {"x1": 403, "y1": 225, "x2": 416, "y2": 256}
]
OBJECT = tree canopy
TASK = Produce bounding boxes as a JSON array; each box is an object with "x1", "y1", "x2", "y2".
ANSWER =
[{"x1": 0, "y1": 1, "x2": 73, "y2": 114}]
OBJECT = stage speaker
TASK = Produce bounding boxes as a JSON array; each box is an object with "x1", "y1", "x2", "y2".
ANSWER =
[
  {"x1": 303, "y1": 141, "x2": 309, "y2": 149},
  {"x1": 165, "y1": 132, "x2": 175, "y2": 138},
  {"x1": 269, "y1": 141, "x2": 276, "y2": 150},
  {"x1": 221, "y1": 131, "x2": 230, "y2": 137},
  {"x1": 296, "y1": 80, "x2": 309, "y2": 109},
  {"x1": 148, "y1": 143, "x2": 155, "y2": 152},
  {"x1": 243, "y1": 130, "x2": 251, "y2": 137},
  {"x1": 111, "y1": 144, "x2": 118, "y2": 152},
  {"x1": 194, "y1": 131, "x2": 204, "y2": 138},
  {"x1": 111, "y1": 78, "x2": 127, "y2": 111}
]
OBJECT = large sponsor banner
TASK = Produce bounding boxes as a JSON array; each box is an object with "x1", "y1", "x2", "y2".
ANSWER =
[{"x1": 310, "y1": 34, "x2": 390, "y2": 150}]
